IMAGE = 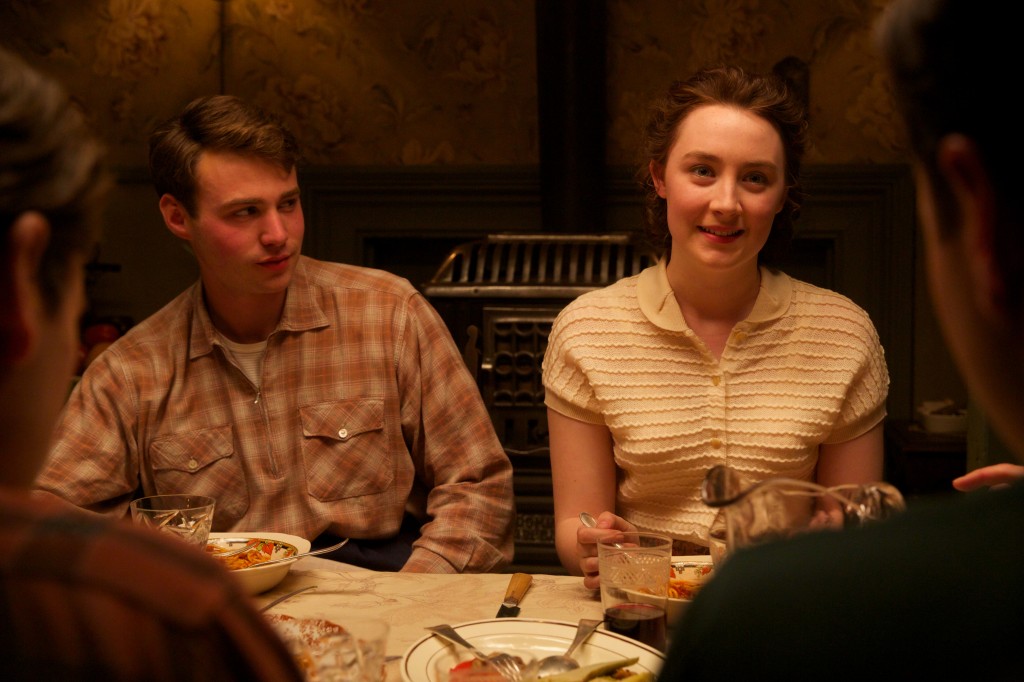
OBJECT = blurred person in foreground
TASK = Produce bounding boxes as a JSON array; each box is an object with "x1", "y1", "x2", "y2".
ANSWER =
[
  {"x1": 0, "y1": 47, "x2": 302, "y2": 681},
  {"x1": 543, "y1": 65, "x2": 889, "y2": 584},
  {"x1": 659, "y1": 0, "x2": 1024, "y2": 678},
  {"x1": 34, "y1": 93, "x2": 514, "y2": 573}
]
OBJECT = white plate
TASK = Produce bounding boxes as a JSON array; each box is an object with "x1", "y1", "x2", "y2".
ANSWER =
[
  {"x1": 208, "y1": 532, "x2": 311, "y2": 595},
  {"x1": 401, "y1": 618, "x2": 664, "y2": 682}
]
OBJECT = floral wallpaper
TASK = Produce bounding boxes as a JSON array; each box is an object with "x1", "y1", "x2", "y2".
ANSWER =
[
  {"x1": 5, "y1": 0, "x2": 964, "y2": 420},
  {"x1": 1, "y1": 0, "x2": 899, "y2": 168},
  {"x1": 605, "y1": 0, "x2": 900, "y2": 164}
]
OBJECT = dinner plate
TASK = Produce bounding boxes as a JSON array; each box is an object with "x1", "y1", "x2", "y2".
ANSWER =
[
  {"x1": 208, "y1": 531, "x2": 311, "y2": 595},
  {"x1": 401, "y1": 618, "x2": 664, "y2": 682}
]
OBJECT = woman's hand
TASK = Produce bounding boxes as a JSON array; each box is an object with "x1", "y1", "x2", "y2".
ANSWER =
[
  {"x1": 577, "y1": 511, "x2": 637, "y2": 590},
  {"x1": 952, "y1": 463, "x2": 1024, "y2": 491}
]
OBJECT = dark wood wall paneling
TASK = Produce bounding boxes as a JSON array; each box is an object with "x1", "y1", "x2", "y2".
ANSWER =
[
  {"x1": 300, "y1": 163, "x2": 916, "y2": 423},
  {"x1": 535, "y1": 0, "x2": 607, "y2": 234}
]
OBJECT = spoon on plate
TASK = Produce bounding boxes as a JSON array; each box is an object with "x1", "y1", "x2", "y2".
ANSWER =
[{"x1": 528, "y1": 618, "x2": 603, "y2": 678}]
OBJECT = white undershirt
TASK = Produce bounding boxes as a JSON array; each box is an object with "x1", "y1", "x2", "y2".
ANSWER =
[{"x1": 216, "y1": 333, "x2": 268, "y2": 388}]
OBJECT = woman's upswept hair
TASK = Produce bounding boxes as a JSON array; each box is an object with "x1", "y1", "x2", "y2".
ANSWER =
[{"x1": 638, "y1": 65, "x2": 808, "y2": 266}]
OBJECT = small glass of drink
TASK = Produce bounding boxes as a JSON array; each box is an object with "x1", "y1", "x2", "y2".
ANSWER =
[{"x1": 597, "y1": 531, "x2": 672, "y2": 651}]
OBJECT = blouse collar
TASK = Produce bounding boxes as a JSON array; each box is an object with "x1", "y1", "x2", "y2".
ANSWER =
[{"x1": 637, "y1": 259, "x2": 793, "y2": 331}]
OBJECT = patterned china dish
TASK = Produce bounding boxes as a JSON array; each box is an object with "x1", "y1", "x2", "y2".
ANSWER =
[
  {"x1": 625, "y1": 555, "x2": 715, "y2": 627},
  {"x1": 207, "y1": 532, "x2": 311, "y2": 594}
]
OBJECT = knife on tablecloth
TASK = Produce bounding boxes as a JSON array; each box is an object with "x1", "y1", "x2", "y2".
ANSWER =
[{"x1": 495, "y1": 572, "x2": 532, "y2": 618}]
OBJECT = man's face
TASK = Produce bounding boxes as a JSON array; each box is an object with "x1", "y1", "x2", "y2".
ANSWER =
[{"x1": 180, "y1": 150, "x2": 304, "y2": 306}]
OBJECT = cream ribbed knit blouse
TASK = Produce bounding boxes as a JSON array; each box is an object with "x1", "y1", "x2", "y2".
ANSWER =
[{"x1": 542, "y1": 260, "x2": 889, "y2": 546}]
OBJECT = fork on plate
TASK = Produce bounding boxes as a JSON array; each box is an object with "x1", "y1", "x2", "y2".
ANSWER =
[{"x1": 425, "y1": 624, "x2": 524, "y2": 681}]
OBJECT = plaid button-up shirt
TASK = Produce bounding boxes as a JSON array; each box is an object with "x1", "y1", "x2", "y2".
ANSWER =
[
  {"x1": 37, "y1": 257, "x2": 515, "y2": 573},
  {"x1": 1, "y1": 489, "x2": 304, "y2": 680}
]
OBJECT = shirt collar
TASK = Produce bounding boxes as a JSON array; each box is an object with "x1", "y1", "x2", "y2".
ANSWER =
[
  {"x1": 189, "y1": 256, "x2": 330, "y2": 359},
  {"x1": 637, "y1": 258, "x2": 793, "y2": 331}
]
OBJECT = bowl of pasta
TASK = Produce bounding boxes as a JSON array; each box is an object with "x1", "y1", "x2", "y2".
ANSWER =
[
  {"x1": 625, "y1": 555, "x2": 715, "y2": 627},
  {"x1": 206, "y1": 532, "x2": 311, "y2": 594},
  {"x1": 664, "y1": 556, "x2": 714, "y2": 625}
]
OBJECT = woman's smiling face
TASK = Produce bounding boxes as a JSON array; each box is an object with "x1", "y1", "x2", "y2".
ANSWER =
[{"x1": 651, "y1": 103, "x2": 788, "y2": 273}]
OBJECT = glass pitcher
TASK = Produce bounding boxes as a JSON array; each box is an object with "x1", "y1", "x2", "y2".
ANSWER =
[{"x1": 701, "y1": 464, "x2": 906, "y2": 564}]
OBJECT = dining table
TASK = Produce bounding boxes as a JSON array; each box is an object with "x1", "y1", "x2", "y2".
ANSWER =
[{"x1": 253, "y1": 557, "x2": 612, "y2": 682}]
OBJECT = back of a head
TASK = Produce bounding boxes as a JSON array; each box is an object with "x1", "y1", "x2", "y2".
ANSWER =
[
  {"x1": 0, "y1": 47, "x2": 108, "y2": 311},
  {"x1": 877, "y1": 0, "x2": 995, "y2": 169},
  {"x1": 148, "y1": 95, "x2": 300, "y2": 217},
  {"x1": 878, "y1": 0, "x2": 1023, "y2": 311}
]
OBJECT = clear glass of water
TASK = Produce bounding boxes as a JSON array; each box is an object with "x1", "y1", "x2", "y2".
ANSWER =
[{"x1": 129, "y1": 494, "x2": 215, "y2": 547}]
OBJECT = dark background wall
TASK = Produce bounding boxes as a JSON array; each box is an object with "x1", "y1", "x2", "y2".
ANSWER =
[{"x1": 0, "y1": 0, "x2": 969, "y2": 429}]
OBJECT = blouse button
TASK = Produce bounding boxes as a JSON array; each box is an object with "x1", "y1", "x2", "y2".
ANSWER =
[
  {"x1": 710, "y1": 438, "x2": 722, "y2": 449},
  {"x1": 187, "y1": 458, "x2": 198, "y2": 470},
  {"x1": 337, "y1": 428, "x2": 349, "y2": 440},
  {"x1": 712, "y1": 375, "x2": 721, "y2": 386},
  {"x1": 733, "y1": 331, "x2": 747, "y2": 343}
]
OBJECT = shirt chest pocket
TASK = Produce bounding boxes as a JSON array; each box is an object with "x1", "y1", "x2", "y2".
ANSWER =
[
  {"x1": 148, "y1": 425, "x2": 249, "y2": 526},
  {"x1": 299, "y1": 398, "x2": 394, "y2": 501}
]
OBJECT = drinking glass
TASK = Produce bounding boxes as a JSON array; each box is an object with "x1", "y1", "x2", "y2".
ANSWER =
[
  {"x1": 129, "y1": 494, "x2": 215, "y2": 547},
  {"x1": 274, "y1": 616, "x2": 389, "y2": 682},
  {"x1": 597, "y1": 531, "x2": 672, "y2": 651}
]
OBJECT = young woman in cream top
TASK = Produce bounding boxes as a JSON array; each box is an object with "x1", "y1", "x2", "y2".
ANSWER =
[{"x1": 542, "y1": 65, "x2": 888, "y2": 584}]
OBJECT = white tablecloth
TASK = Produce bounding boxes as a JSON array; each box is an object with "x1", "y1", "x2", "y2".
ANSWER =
[{"x1": 253, "y1": 558, "x2": 605, "y2": 681}]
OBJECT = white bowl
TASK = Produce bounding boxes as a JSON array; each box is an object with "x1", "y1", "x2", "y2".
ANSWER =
[{"x1": 208, "y1": 532, "x2": 311, "y2": 595}]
